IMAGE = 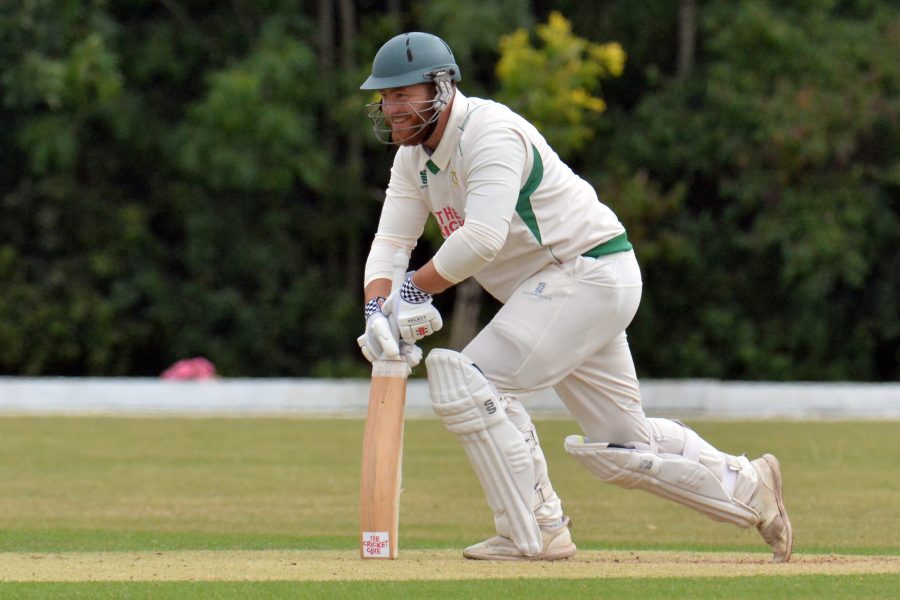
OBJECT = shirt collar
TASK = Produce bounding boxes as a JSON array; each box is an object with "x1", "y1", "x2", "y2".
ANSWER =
[{"x1": 421, "y1": 90, "x2": 469, "y2": 174}]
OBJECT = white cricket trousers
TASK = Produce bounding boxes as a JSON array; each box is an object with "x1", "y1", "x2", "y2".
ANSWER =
[{"x1": 463, "y1": 251, "x2": 747, "y2": 525}]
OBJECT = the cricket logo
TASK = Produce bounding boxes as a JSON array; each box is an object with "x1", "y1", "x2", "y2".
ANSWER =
[
  {"x1": 361, "y1": 532, "x2": 391, "y2": 558},
  {"x1": 483, "y1": 399, "x2": 497, "y2": 415},
  {"x1": 419, "y1": 169, "x2": 428, "y2": 188}
]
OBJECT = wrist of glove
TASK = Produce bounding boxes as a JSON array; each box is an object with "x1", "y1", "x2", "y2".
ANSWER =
[
  {"x1": 364, "y1": 296, "x2": 386, "y2": 320},
  {"x1": 382, "y1": 272, "x2": 443, "y2": 344}
]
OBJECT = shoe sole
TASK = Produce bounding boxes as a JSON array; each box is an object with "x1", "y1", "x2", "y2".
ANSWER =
[
  {"x1": 762, "y1": 453, "x2": 793, "y2": 563},
  {"x1": 463, "y1": 544, "x2": 577, "y2": 561}
]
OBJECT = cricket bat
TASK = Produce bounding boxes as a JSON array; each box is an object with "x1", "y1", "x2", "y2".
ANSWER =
[{"x1": 359, "y1": 251, "x2": 409, "y2": 559}]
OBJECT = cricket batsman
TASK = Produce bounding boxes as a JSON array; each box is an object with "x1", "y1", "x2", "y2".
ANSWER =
[{"x1": 357, "y1": 32, "x2": 793, "y2": 562}]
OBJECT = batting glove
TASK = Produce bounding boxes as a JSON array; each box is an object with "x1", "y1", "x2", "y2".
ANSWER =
[
  {"x1": 357, "y1": 336, "x2": 422, "y2": 375},
  {"x1": 357, "y1": 298, "x2": 422, "y2": 374},
  {"x1": 382, "y1": 272, "x2": 443, "y2": 344},
  {"x1": 359, "y1": 296, "x2": 400, "y2": 361}
]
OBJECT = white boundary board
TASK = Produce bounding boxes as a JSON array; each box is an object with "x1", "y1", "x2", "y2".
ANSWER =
[{"x1": 0, "y1": 378, "x2": 898, "y2": 419}]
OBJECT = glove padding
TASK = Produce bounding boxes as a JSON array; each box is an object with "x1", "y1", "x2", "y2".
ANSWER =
[
  {"x1": 361, "y1": 299, "x2": 400, "y2": 361},
  {"x1": 382, "y1": 272, "x2": 443, "y2": 344},
  {"x1": 356, "y1": 335, "x2": 423, "y2": 376},
  {"x1": 357, "y1": 296, "x2": 423, "y2": 375}
]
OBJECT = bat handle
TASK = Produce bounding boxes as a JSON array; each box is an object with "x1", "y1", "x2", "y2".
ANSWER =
[{"x1": 391, "y1": 250, "x2": 408, "y2": 294}]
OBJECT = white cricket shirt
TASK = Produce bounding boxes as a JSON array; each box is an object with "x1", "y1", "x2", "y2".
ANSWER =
[{"x1": 365, "y1": 90, "x2": 629, "y2": 303}]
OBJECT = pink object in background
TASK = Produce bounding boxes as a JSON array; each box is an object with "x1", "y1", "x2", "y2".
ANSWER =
[{"x1": 160, "y1": 357, "x2": 217, "y2": 380}]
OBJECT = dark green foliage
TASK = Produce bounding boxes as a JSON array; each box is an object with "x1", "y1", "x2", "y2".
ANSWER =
[
  {"x1": 1, "y1": 1, "x2": 897, "y2": 379},
  {"x1": 597, "y1": 0, "x2": 900, "y2": 380}
]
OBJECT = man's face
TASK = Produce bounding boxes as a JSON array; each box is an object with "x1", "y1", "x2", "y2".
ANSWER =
[{"x1": 379, "y1": 83, "x2": 437, "y2": 146}]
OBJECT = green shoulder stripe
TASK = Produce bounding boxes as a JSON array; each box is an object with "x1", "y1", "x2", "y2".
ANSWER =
[{"x1": 516, "y1": 144, "x2": 544, "y2": 244}]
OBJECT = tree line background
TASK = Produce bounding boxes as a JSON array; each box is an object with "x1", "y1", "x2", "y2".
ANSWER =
[{"x1": 1, "y1": 0, "x2": 898, "y2": 380}]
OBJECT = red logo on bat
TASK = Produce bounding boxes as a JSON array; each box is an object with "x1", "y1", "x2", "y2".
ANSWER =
[{"x1": 362, "y1": 532, "x2": 391, "y2": 557}]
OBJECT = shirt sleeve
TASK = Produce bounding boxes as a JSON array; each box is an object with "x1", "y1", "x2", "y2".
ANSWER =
[
  {"x1": 432, "y1": 123, "x2": 528, "y2": 283},
  {"x1": 364, "y1": 150, "x2": 430, "y2": 287}
]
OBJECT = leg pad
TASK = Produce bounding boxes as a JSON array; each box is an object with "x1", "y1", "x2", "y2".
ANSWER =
[
  {"x1": 427, "y1": 349, "x2": 542, "y2": 555},
  {"x1": 565, "y1": 435, "x2": 758, "y2": 527}
]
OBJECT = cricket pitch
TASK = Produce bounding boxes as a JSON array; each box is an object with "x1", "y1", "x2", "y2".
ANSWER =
[{"x1": 2, "y1": 550, "x2": 898, "y2": 582}]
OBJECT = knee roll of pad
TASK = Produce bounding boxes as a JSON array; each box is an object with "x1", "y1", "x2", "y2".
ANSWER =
[
  {"x1": 426, "y1": 348, "x2": 542, "y2": 555},
  {"x1": 564, "y1": 435, "x2": 758, "y2": 528},
  {"x1": 428, "y1": 354, "x2": 507, "y2": 436}
]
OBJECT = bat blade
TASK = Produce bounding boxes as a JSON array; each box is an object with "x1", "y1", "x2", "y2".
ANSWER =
[
  {"x1": 359, "y1": 359, "x2": 408, "y2": 559},
  {"x1": 360, "y1": 249, "x2": 410, "y2": 560}
]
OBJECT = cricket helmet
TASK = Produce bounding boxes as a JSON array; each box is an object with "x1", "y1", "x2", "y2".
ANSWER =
[
  {"x1": 360, "y1": 32, "x2": 461, "y2": 90},
  {"x1": 360, "y1": 33, "x2": 460, "y2": 145}
]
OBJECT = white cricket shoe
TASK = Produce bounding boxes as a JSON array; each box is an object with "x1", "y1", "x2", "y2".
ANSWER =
[
  {"x1": 463, "y1": 516, "x2": 576, "y2": 561},
  {"x1": 748, "y1": 454, "x2": 793, "y2": 563}
]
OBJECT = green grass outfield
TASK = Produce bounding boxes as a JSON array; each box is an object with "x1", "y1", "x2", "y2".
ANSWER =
[{"x1": 0, "y1": 416, "x2": 897, "y2": 598}]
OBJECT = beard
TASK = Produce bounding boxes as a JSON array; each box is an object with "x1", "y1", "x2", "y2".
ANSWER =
[{"x1": 389, "y1": 109, "x2": 437, "y2": 146}]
